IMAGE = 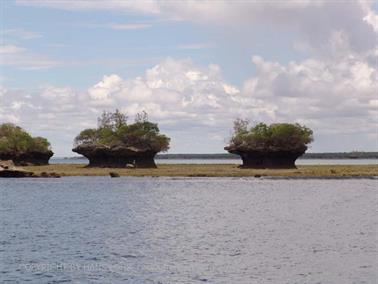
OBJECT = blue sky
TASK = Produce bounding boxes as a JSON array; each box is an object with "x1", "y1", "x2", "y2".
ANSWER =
[
  {"x1": 1, "y1": 1, "x2": 304, "y2": 89},
  {"x1": 0, "y1": 1, "x2": 377, "y2": 156}
]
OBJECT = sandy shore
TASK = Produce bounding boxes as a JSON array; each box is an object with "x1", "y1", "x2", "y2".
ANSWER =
[{"x1": 23, "y1": 163, "x2": 378, "y2": 177}]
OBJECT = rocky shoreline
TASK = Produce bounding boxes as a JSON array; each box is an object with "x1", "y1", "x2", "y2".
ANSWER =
[
  {"x1": 0, "y1": 150, "x2": 54, "y2": 166},
  {"x1": 19, "y1": 163, "x2": 378, "y2": 178},
  {"x1": 0, "y1": 160, "x2": 60, "y2": 178}
]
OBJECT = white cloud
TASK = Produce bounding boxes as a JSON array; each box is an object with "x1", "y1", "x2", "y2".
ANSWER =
[
  {"x1": 4, "y1": 1, "x2": 378, "y2": 153},
  {"x1": 361, "y1": 0, "x2": 378, "y2": 32},
  {"x1": 87, "y1": 74, "x2": 122, "y2": 105},
  {"x1": 83, "y1": 58, "x2": 245, "y2": 124},
  {"x1": 15, "y1": 0, "x2": 160, "y2": 14},
  {"x1": 0, "y1": 59, "x2": 245, "y2": 154},
  {"x1": 243, "y1": 54, "x2": 377, "y2": 138},
  {"x1": 1, "y1": 55, "x2": 376, "y2": 155},
  {"x1": 164, "y1": 1, "x2": 377, "y2": 55},
  {"x1": 0, "y1": 44, "x2": 61, "y2": 70},
  {"x1": 16, "y1": 1, "x2": 377, "y2": 54},
  {"x1": 2, "y1": 28, "x2": 42, "y2": 40},
  {"x1": 75, "y1": 21, "x2": 154, "y2": 31},
  {"x1": 177, "y1": 43, "x2": 215, "y2": 50},
  {"x1": 0, "y1": 44, "x2": 26, "y2": 54},
  {"x1": 108, "y1": 23, "x2": 152, "y2": 30}
]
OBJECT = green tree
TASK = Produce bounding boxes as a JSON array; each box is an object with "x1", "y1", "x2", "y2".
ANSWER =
[
  {"x1": 74, "y1": 128, "x2": 99, "y2": 146},
  {"x1": 74, "y1": 110, "x2": 170, "y2": 152},
  {"x1": 0, "y1": 123, "x2": 51, "y2": 153},
  {"x1": 97, "y1": 109, "x2": 128, "y2": 131}
]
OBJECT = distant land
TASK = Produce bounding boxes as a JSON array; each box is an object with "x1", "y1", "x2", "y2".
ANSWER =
[
  {"x1": 156, "y1": 152, "x2": 378, "y2": 159},
  {"x1": 62, "y1": 152, "x2": 378, "y2": 160}
]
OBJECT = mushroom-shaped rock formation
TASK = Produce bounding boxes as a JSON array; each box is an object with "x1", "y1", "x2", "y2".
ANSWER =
[
  {"x1": 0, "y1": 123, "x2": 53, "y2": 166},
  {"x1": 225, "y1": 120, "x2": 313, "y2": 169},
  {"x1": 72, "y1": 110, "x2": 170, "y2": 168}
]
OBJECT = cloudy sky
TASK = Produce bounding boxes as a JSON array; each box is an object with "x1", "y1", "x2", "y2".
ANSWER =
[{"x1": 0, "y1": 0, "x2": 377, "y2": 156}]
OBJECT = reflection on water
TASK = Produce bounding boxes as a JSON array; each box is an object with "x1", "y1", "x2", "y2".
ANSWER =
[
  {"x1": 1, "y1": 177, "x2": 377, "y2": 283},
  {"x1": 51, "y1": 157, "x2": 378, "y2": 165}
]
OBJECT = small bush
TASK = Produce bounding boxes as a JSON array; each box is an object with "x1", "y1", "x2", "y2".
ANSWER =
[{"x1": 228, "y1": 120, "x2": 313, "y2": 152}]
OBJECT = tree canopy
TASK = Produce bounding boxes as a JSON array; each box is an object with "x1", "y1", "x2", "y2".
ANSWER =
[
  {"x1": 74, "y1": 110, "x2": 170, "y2": 152},
  {"x1": 0, "y1": 123, "x2": 51, "y2": 154},
  {"x1": 229, "y1": 119, "x2": 313, "y2": 152}
]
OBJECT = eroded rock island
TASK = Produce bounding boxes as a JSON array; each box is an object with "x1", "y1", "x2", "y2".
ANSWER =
[
  {"x1": 72, "y1": 144, "x2": 158, "y2": 168},
  {"x1": 0, "y1": 123, "x2": 53, "y2": 166},
  {"x1": 225, "y1": 146, "x2": 306, "y2": 169},
  {"x1": 72, "y1": 110, "x2": 170, "y2": 168},
  {"x1": 0, "y1": 150, "x2": 54, "y2": 166},
  {"x1": 225, "y1": 121, "x2": 313, "y2": 169}
]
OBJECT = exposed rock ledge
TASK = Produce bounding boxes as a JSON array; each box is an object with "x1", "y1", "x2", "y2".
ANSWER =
[
  {"x1": 72, "y1": 145, "x2": 158, "y2": 168},
  {"x1": 225, "y1": 146, "x2": 306, "y2": 169},
  {"x1": 0, "y1": 150, "x2": 54, "y2": 166},
  {"x1": 0, "y1": 160, "x2": 60, "y2": 178}
]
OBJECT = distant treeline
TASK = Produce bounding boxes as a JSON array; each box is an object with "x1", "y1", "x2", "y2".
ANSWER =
[{"x1": 155, "y1": 152, "x2": 378, "y2": 160}]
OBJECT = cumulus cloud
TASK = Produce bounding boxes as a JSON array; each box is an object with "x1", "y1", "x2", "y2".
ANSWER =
[
  {"x1": 0, "y1": 85, "x2": 97, "y2": 155},
  {"x1": 1, "y1": 55, "x2": 377, "y2": 154},
  {"x1": 0, "y1": 59, "x2": 242, "y2": 154},
  {"x1": 243, "y1": 55, "x2": 377, "y2": 136},
  {"x1": 4, "y1": 0, "x2": 378, "y2": 153},
  {"x1": 82, "y1": 58, "x2": 250, "y2": 125}
]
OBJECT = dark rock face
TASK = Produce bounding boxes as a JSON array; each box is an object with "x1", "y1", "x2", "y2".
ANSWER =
[
  {"x1": 72, "y1": 145, "x2": 158, "y2": 168},
  {"x1": 0, "y1": 160, "x2": 60, "y2": 178},
  {"x1": 109, "y1": 172, "x2": 120, "y2": 178},
  {"x1": 225, "y1": 147, "x2": 306, "y2": 169},
  {"x1": 0, "y1": 168, "x2": 35, "y2": 178},
  {"x1": 0, "y1": 150, "x2": 53, "y2": 166},
  {"x1": 0, "y1": 170, "x2": 60, "y2": 178},
  {"x1": 40, "y1": 172, "x2": 61, "y2": 178}
]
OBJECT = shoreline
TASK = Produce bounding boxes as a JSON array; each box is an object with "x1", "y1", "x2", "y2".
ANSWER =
[
  {"x1": 23, "y1": 163, "x2": 378, "y2": 178},
  {"x1": 59, "y1": 151, "x2": 378, "y2": 160}
]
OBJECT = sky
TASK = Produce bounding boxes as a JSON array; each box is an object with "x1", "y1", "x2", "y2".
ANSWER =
[{"x1": 0, "y1": 0, "x2": 377, "y2": 156}]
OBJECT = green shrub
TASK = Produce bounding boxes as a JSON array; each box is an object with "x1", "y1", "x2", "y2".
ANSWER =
[
  {"x1": 74, "y1": 110, "x2": 170, "y2": 152},
  {"x1": 0, "y1": 123, "x2": 51, "y2": 154},
  {"x1": 229, "y1": 120, "x2": 313, "y2": 151}
]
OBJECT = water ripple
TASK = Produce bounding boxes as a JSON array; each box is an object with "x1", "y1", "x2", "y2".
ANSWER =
[{"x1": 0, "y1": 177, "x2": 377, "y2": 283}]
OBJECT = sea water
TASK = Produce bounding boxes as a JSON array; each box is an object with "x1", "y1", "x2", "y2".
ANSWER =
[{"x1": 1, "y1": 177, "x2": 377, "y2": 283}]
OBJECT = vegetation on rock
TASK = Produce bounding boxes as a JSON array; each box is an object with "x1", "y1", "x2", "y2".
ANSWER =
[
  {"x1": 0, "y1": 123, "x2": 51, "y2": 153},
  {"x1": 226, "y1": 120, "x2": 314, "y2": 168},
  {"x1": 74, "y1": 110, "x2": 170, "y2": 152},
  {"x1": 73, "y1": 110, "x2": 170, "y2": 168},
  {"x1": 0, "y1": 123, "x2": 53, "y2": 165},
  {"x1": 228, "y1": 120, "x2": 313, "y2": 152}
]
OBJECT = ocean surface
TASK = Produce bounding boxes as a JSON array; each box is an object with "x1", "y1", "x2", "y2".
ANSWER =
[
  {"x1": 51, "y1": 157, "x2": 378, "y2": 165},
  {"x1": 1, "y1": 177, "x2": 377, "y2": 283}
]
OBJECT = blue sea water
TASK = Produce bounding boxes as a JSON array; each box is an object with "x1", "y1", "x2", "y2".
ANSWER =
[{"x1": 0, "y1": 177, "x2": 377, "y2": 283}]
